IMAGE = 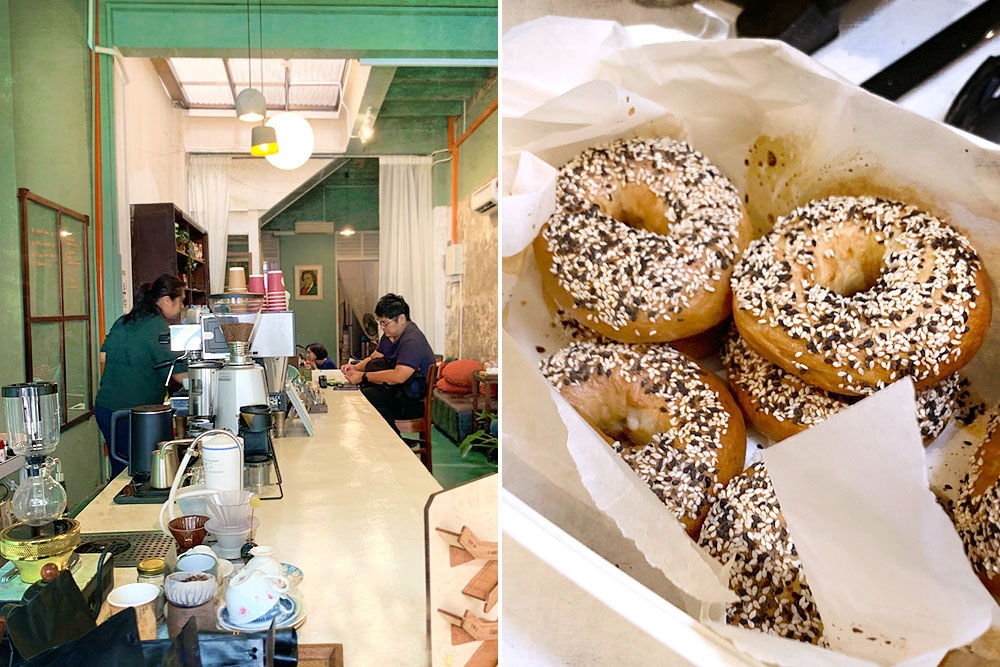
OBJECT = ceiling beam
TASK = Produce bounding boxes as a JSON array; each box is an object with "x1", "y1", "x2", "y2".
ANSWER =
[{"x1": 101, "y1": 2, "x2": 497, "y2": 61}]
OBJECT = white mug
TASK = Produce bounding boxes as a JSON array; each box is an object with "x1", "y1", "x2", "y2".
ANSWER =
[{"x1": 225, "y1": 569, "x2": 289, "y2": 625}]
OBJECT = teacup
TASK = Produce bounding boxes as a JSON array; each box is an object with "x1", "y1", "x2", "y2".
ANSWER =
[
  {"x1": 224, "y1": 569, "x2": 289, "y2": 626},
  {"x1": 164, "y1": 571, "x2": 217, "y2": 608},
  {"x1": 175, "y1": 551, "x2": 218, "y2": 579}
]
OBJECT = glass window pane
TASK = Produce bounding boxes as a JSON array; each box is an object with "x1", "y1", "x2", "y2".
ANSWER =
[
  {"x1": 61, "y1": 216, "x2": 87, "y2": 316},
  {"x1": 64, "y1": 320, "x2": 90, "y2": 422},
  {"x1": 26, "y1": 201, "x2": 60, "y2": 317},
  {"x1": 30, "y1": 322, "x2": 62, "y2": 386}
]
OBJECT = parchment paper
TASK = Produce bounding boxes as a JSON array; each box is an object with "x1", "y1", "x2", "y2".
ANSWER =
[{"x1": 501, "y1": 16, "x2": 1000, "y2": 666}]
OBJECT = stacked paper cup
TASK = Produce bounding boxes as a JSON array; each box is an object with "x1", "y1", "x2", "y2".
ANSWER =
[
  {"x1": 248, "y1": 274, "x2": 265, "y2": 295},
  {"x1": 266, "y1": 270, "x2": 286, "y2": 311}
]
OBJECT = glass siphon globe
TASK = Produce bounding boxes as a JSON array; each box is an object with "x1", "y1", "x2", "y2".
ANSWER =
[{"x1": 12, "y1": 470, "x2": 67, "y2": 526}]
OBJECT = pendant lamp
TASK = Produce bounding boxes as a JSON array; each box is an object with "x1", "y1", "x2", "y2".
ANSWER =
[
  {"x1": 235, "y1": 0, "x2": 266, "y2": 123},
  {"x1": 236, "y1": 88, "x2": 266, "y2": 123},
  {"x1": 251, "y1": 125, "x2": 278, "y2": 156},
  {"x1": 265, "y1": 112, "x2": 314, "y2": 170}
]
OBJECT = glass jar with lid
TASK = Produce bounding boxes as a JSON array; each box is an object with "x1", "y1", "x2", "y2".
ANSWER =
[{"x1": 137, "y1": 557, "x2": 166, "y2": 621}]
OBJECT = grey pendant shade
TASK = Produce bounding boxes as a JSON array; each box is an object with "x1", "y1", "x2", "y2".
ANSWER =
[
  {"x1": 236, "y1": 87, "x2": 267, "y2": 122},
  {"x1": 251, "y1": 124, "x2": 278, "y2": 156}
]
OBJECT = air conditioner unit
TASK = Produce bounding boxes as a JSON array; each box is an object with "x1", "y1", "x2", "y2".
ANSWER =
[
  {"x1": 471, "y1": 177, "x2": 498, "y2": 214},
  {"x1": 294, "y1": 221, "x2": 335, "y2": 234}
]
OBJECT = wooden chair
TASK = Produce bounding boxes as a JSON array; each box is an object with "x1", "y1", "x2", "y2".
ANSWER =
[{"x1": 395, "y1": 362, "x2": 438, "y2": 473}]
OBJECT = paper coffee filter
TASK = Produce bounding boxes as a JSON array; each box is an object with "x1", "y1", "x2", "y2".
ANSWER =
[{"x1": 502, "y1": 18, "x2": 1000, "y2": 666}]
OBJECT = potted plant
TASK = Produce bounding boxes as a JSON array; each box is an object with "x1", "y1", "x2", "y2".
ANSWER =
[{"x1": 459, "y1": 408, "x2": 497, "y2": 463}]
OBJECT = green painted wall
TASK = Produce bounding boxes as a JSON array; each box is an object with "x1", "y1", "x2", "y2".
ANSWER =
[
  {"x1": 277, "y1": 236, "x2": 338, "y2": 352},
  {"x1": 457, "y1": 79, "x2": 498, "y2": 198},
  {"x1": 0, "y1": 0, "x2": 22, "y2": 385},
  {"x1": 6, "y1": 0, "x2": 103, "y2": 510}
]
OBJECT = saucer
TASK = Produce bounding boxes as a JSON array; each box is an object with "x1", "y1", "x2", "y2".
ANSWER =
[
  {"x1": 281, "y1": 563, "x2": 304, "y2": 588},
  {"x1": 217, "y1": 593, "x2": 305, "y2": 632}
]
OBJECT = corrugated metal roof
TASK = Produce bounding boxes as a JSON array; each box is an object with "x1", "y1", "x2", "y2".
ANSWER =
[{"x1": 156, "y1": 57, "x2": 347, "y2": 115}]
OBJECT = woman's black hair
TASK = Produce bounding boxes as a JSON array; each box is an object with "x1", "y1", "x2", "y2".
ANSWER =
[
  {"x1": 123, "y1": 274, "x2": 185, "y2": 323},
  {"x1": 374, "y1": 293, "x2": 410, "y2": 321},
  {"x1": 307, "y1": 343, "x2": 329, "y2": 360}
]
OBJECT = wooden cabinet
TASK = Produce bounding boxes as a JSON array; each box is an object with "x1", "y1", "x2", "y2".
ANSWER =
[{"x1": 130, "y1": 203, "x2": 210, "y2": 306}]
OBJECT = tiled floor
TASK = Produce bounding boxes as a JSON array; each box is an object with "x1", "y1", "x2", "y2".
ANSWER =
[{"x1": 429, "y1": 426, "x2": 497, "y2": 490}]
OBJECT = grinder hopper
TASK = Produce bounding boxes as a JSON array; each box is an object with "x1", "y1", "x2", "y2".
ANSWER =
[{"x1": 207, "y1": 293, "x2": 265, "y2": 365}]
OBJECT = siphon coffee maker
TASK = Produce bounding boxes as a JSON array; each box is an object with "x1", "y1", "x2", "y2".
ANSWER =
[
  {"x1": 209, "y1": 292, "x2": 268, "y2": 434},
  {"x1": 0, "y1": 382, "x2": 80, "y2": 582}
]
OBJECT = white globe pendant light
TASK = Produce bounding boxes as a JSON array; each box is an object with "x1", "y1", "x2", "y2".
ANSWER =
[{"x1": 264, "y1": 113, "x2": 314, "y2": 170}]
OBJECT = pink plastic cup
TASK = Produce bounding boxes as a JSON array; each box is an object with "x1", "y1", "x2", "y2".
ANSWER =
[{"x1": 248, "y1": 274, "x2": 265, "y2": 294}]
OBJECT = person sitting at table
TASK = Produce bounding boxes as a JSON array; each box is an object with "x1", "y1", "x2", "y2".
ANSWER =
[
  {"x1": 306, "y1": 343, "x2": 337, "y2": 370},
  {"x1": 341, "y1": 293, "x2": 435, "y2": 432}
]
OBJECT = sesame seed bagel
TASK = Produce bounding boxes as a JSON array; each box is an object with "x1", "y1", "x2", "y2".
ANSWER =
[
  {"x1": 538, "y1": 341, "x2": 747, "y2": 536},
  {"x1": 699, "y1": 462, "x2": 826, "y2": 645},
  {"x1": 953, "y1": 410, "x2": 1000, "y2": 597},
  {"x1": 731, "y1": 196, "x2": 991, "y2": 395},
  {"x1": 534, "y1": 137, "x2": 752, "y2": 343},
  {"x1": 550, "y1": 306, "x2": 730, "y2": 360},
  {"x1": 722, "y1": 327, "x2": 964, "y2": 445}
]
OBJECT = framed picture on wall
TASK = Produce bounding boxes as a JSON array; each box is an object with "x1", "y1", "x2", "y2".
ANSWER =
[{"x1": 295, "y1": 265, "x2": 323, "y2": 301}]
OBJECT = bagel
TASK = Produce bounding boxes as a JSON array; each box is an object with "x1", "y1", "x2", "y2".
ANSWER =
[
  {"x1": 534, "y1": 136, "x2": 752, "y2": 343},
  {"x1": 538, "y1": 341, "x2": 747, "y2": 536},
  {"x1": 550, "y1": 307, "x2": 730, "y2": 360},
  {"x1": 731, "y1": 196, "x2": 991, "y2": 396},
  {"x1": 722, "y1": 327, "x2": 964, "y2": 445},
  {"x1": 952, "y1": 410, "x2": 1000, "y2": 597},
  {"x1": 699, "y1": 462, "x2": 826, "y2": 645}
]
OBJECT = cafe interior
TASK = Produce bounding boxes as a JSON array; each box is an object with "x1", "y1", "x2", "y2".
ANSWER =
[{"x1": 0, "y1": 1, "x2": 497, "y2": 665}]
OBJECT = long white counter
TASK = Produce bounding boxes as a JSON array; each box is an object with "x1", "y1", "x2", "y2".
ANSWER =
[{"x1": 75, "y1": 385, "x2": 442, "y2": 666}]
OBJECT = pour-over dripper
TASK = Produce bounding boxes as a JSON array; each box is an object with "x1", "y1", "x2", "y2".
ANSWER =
[{"x1": 208, "y1": 293, "x2": 265, "y2": 365}]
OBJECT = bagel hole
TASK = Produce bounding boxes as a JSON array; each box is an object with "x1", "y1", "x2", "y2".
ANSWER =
[
  {"x1": 604, "y1": 184, "x2": 672, "y2": 236},
  {"x1": 813, "y1": 232, "x2": 885, "y2": 297}
]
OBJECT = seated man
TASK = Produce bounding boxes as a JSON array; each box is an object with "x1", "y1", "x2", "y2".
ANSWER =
[
  {"x1": 305, "y1": 343, "x2": 337, "y2": 370},
  {"x1": 341, "y1": 294, "x2": 435, "y2": 431}
]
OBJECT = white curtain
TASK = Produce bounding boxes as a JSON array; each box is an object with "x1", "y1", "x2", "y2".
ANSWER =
[
  {"x1": 378, "y1": 156, "x2": 436, "y2": 350},
  {"x1": 188, "y1": 155, "x2": 233, "y2": 293},
  {"x1": 338, "y1": 260, "x2": 379, "y2": 324}
]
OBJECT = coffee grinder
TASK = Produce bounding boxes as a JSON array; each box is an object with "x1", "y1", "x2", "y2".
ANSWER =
[
  {"x1": 238, "y1": 405, "x2": 282, "y2": 499},
  {"x1": 208, "y1": 292, "x2": 268, "y2": 434},
  {"x1": 0, "y1": 382, "x2": 80, "y2": 582}
]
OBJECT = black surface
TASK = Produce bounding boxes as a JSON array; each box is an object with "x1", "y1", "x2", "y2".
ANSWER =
[
  {"x1": 861, "y1": 0, "x2": 1000, "y2": 100},
  {"x1": 735, "y1": 0, "x2": 850, "y2": 54},
  {"x1": 112, "y1": 479, "x2": 171, "y2": 505},
  {"x1": 945, "y1": 55, "x2": 1000, "y2": 143}
]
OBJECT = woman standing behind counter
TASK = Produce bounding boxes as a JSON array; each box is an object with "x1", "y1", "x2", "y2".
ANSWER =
[{"x1": 95, "y1": 274, "x2": 188, "y2": 479}]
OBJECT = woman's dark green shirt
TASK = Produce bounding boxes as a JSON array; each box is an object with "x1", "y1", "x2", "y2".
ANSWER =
[{"x1": 95, "y1": 314, "x2": 186, "y2": 410}]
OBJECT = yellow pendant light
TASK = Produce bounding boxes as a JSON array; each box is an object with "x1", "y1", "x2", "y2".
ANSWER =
[{"x1": 251, "y1": 125, "x2": 278, "y2": 156}]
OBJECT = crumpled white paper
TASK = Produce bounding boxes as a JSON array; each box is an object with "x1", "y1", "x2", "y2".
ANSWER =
[{"x1": 502, "y1": 16, "x2": 1000, "y2": 667}]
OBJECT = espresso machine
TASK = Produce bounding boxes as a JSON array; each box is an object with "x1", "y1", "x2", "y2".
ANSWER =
[
  {"x1": 207, "y1": 292, "x2": 269, "y2": 434},
  {"x1": 166, "y1": 295, "x2": 294, "y2": 502}
]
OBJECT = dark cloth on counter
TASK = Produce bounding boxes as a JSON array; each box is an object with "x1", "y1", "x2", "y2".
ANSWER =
[{"x1": 95, "y1": 313, "x2": 185, "y2": 478}]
